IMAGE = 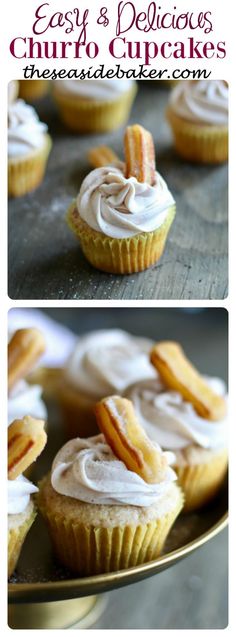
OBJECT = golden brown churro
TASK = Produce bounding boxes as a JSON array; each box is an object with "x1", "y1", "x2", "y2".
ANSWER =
[
  {"x1": 8, "y1": 328, "x2": 46, "y2": 392},
  {"x1": 88, "y1": 145, "x2": 120, "y2": 169},
  {"x1": 95, "y1": 395, "x2": 167, "y2": 484},
  {"x1": 150, "y1": 341, "x2": 226, "y2": 421},
  {"x1": 8, "y1": 416, "x2": 47, "y2": 480},
  {"x1": 124, "y1": 124, "x2": 156, "y2": 185}
]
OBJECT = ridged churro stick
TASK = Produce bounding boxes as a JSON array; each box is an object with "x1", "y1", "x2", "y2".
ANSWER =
[
  {"x1": 8, "y1": 416, "x2": 47, "y2": 480},
  {"x1": 124, "y1": 124, "x2": 156, "y2": 185},
  {"x1": 95, "y1": 396, "x2": 167, "y2": 484},
  {"x1": 150, "y1": 341, "x2": 226, "y2": 421},
  {"x1": 88, "y1": 145, "x2": 120, "y2": 169},
  {"x1": 8, "y1": 328, "x2": 46, "y2": 392}
]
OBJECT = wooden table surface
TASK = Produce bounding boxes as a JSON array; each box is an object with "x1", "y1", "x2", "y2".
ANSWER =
[{"x1": 8, "y1": 83, "x2": 228, "y2": 300}]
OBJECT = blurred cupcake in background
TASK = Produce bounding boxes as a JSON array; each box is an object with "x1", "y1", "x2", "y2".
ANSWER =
[
  {"x1": 8, "y1": 98, "x2": 52, "y2": 197},
  {"x1": 52, "y1": 80, "x2": 137, "y2": 133},
  {"x1": 166, "y1": 80, "x2": 228, "y2": 163},
  {"x1": 19, "y1": 80, "x2": 50, "y2": 102},
  {"x1": 56, "y1": 329, "x2": 156, "y2": 438}
]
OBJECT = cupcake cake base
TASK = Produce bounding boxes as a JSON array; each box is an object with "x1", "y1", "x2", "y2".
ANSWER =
[
  {"x1": 67, "y1": 203, "x2": 176, "y2": 274},
  {"x1": 38, "y1": 476, "x2": 183, "y2": 576},
  {"x1": 8, "y1": 134, "x2": 52, "y2": 197}
]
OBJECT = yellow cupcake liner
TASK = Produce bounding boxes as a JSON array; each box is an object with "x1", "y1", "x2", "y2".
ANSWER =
[
  {"x1": 167, "y1": 107, "x2": 228, "y2": 164},
  {"x1": 53, "y1": 84, "x2": 137, "y2": 133},
  {"x1": 8, "y1": 507, "x2": 36, "y2": 577},
  {"x1": 19, "y1": 80, "x2": 50, "y2": 102},
  {"x1": 67, "y1": 203, "x2": 176, "y2": 274},
  {"x1": 8, "y1": 134, "x2": 52, "y2": 197},
  {"x1": 175, "y1": 449, "x2": 228, "y2": 513},
  {"x1": 39, "y1": 492, "x2": 183, "y2": 576}
]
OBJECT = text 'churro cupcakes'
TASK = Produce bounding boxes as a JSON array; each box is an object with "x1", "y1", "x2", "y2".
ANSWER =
[
  {"x1": 57, "y1": 329, "x2": 156, "y2": 438},
  {"x1": 127, "y1": 341, "x2": 228, "y2": 512},
  {"x1": 166, "y1": 80, "x2": 228, "y2": 164},
  {"x1": 52, "y1": 79, "x2": 137, "y2": 133},
  {"x1": 67, "y1": 124, "x2": 176, "y2": 274},
  {"x1": 8, "y1": 416, "x2": 47, "y2": 577},
  {"x1": 38, "y1": 396, "x2": 183, "y2": 576},
  {"x1": 8, "y1": 99, "x2": 52, "y2": 197}
]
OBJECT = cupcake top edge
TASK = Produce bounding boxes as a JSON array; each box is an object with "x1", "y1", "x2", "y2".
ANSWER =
[
  {"x1": 76, "y1": 164, "x2": 175, "y2": 239},
  {"x1": 8, "y1": 99, "x2": 48, "y2": 157},
  {"x1": 168, "y1": 80, "x2": 228, "y2": 126},
  {"x1": 51, "y1": 431, "x2": 177, "y2": 508},
  {"x1": 52, "y1": 79, "x2": 135, "y2": 101}
]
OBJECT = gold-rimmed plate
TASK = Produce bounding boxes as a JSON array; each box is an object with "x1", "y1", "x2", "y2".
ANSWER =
[{"x1": 9, "y1": 483, "x2": 228, "y2": 604}]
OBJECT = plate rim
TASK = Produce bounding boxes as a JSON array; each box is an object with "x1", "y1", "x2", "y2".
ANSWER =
[{"x1": 8, "y1": 509, "x2": 228, "y2": 604}]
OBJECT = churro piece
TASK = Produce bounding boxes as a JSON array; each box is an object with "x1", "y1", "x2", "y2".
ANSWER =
[
  {"x1": 8, "y1": 328, "x2": 46, "y2": 392},
  {"x1": 8, "y1": 416, "x2": 47, "y2": 480},
  {"x1": 124, "y1": 124, "x2": 156, "y2": 185},
  {"x1": 88, "y1": 145, "x2": 120, "y2": 169},
  {"x1": 27, "y1": 366, "x2": 63, "y2": 399},
  {"x1": 150, "y1": 341, "x2": 226, "y2": 421},
  {"x1": 95, "y1": 396, "x2": 167, "y2": 484}
]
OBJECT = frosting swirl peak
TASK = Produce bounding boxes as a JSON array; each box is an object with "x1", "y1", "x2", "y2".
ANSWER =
[
  {"x1": 8, "y1": 99, "x2": 48, "y2": 157},
  {"x1": 127, "y1": 376, "x2": 227, "y2": 451},
  {"x1": 51, "y1": 434, "x2": 176, "y2": 507},
  {"x1": 77, "y1": 165, "x2": 175, "y2": 239},
  {"x1": 169, "y1": 80, "x2": 228, "y2": 126},
  {"x1": 65, "y1": 329, "x2": 156, "y2": 398}
]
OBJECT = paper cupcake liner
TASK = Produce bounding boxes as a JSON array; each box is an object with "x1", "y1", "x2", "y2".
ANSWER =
[
  {"x1": 67, "y1": 204, "x2": 176, "y2": 274},
  {"x1": 19, "y1": 80, "x2": 50, "y2": 102},
  {"x1": 8, "y1": 134, "x2": 52, "y2": 197},
  {"x1": 39, "y1": 492, "x2": 183, "y2": 576},
  {"x1": 167, "y1": 108, "x2": 228, "y2": 164},
  {"x1": 8, "y1": 507, "x2": 36, "y2": 577},
  {"x1": 52, "y1": 85, "x2": 137, "y2": 133},
  {"x1": 175, "y1": 449, "x2": 228, "y2": 512}
]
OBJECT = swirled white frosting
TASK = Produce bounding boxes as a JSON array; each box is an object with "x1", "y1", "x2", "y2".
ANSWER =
[
  {"x1": 77, "y1": 166, "x2": 175, "y2": 239},
  {"x1": 8, "y1": 475, "x2": 38, "y2": 515},
  {"x1": 51, "y1": 434, "x2": 176, "y2": 507},
  {"x1": 8, "y1": 379, "x2": 47, "y2": 426},
  {"x1": 169, "y1": 80, "x2": 228, "y2": 126},
  {"x1": 127, "y1": 376, "x2": 227, "y2": 451},
  {"x1": 65, "y1": 329, "x2": 156, "y2": 398},
  {"x1": 8, "y1": 99, "x2": 48, "y2": 157},
  {"x1": 53, "y1": 80, "x2": 134, "y2": 101}
]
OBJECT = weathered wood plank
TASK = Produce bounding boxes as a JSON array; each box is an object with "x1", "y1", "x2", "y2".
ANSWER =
[{"x1": 8, "y1": 84, "x2": 228, "y2": 300}]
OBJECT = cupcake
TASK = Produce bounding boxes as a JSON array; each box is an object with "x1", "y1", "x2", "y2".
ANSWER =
[
  {"x1": 166, "y1": 80, "x2": 228, "y2": 163},
  {"x1": 52, "y1": 79, "x2": 137, "y2": 133},
  {"x1": 38, "y1": 396, "x2": 183, "y2": 575},
  {"x1": 67, "y1": 124, "x2": 176, "y2": 274},
  {"x1": 8, "y1": 416, "x2": 47, "y2": 576},
  {"x1": 127, "y1": 341, "x2": 228, "y2": 512},
  {"x1": 19, "y1": 80, "x2": 50, "y2": 102},
  {"x1": 56, "y1": 329, "x2": 156, "y2": 438},
  {"x1": 8, "y1": 99, "x2": 52, "y2": 197}
]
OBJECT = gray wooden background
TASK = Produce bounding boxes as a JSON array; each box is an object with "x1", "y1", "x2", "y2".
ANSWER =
[{"x1": 8, "y1": 83, "x2": 228, "y2": 300}]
